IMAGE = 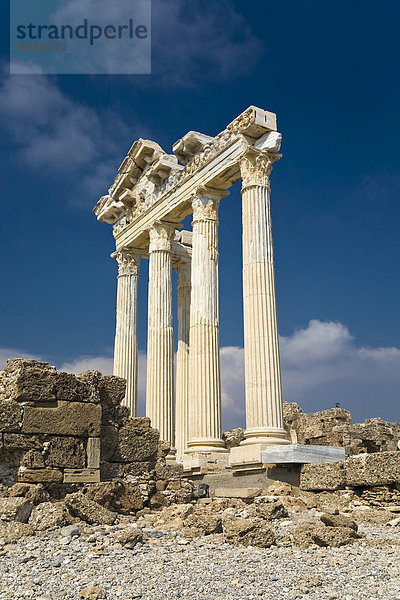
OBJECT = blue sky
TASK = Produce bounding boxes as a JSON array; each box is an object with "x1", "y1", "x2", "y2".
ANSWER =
[{"x1": 0, "y1": 0, "x2": 399, "y2": 427}]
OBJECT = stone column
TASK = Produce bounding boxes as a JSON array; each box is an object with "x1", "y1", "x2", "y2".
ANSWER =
[
  {"x1": 175, "y1": 261, "x2": 191, "y2": 461},
  {"x1": 112, "y1": 248, "x2": 141, "y2": 417},
  {"x1": 186, "y1": 187, "x2": 228, "y2": 454},
  {"x1": 146, "y1": 221, "x2": 176, "y2": 456},
  {"x1": 240, "y1": 150, "x2": 289, "y2": 446}
]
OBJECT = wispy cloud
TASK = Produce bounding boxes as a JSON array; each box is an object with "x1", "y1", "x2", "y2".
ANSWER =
[
  {"x1": 2, "y1": 320, "x2": 398, "y2": 428},
  {"x1": 0, "y1": 68, "x2": 131, "y2": 207}
]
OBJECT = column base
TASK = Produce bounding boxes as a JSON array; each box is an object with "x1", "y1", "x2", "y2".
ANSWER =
[
  {"x1": 241, "y1": 427, "x2": 291, "y2": 447},
  {"x1": 185, "y1": 438, "x2": 228, "y2": 454}
]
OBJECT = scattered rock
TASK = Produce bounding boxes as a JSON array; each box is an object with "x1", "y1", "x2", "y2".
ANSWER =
[
  {"x1": 0, "y1": 497, "x2": 33, "y2": 523},
  {"x1": 29, "y1": 501, "x2": 72, "y2": 531},
  {"x1": 290, "y1": 523, "x2": 360, "y2": 548},
  {"x1": 115, "y1": 527, "x2": 143, "y2": 547},
  {"x1": 351, "y1": 507, "x2": 396, "y2": 525},
  {"x1": 223, "y1": 516, "x2": 276, "y2": 548},
  {"x1": 254, "y1": 497, "x2": 288, "y2": 520},
  {"x1": 320, "y1": 513, "x2": 358, "y2": 531},
  {"x1": 80, "y1": 587, "x2": 106, "y2": 600},
  {"x1": 85, "y1": 480, "x2": 143, "y2": 514},
  {"x1": 65, "y1": 492, "x2": 116, "y2": 525},
  {"x1": 8, "y1": 483, "x2": 49, "y2": 505},
  {"x1": 0, "y1": 522, "x2": 34, "y2": 543},
  {"x1": 184, "y1": 506, "x2": 222, "y2": 536}
]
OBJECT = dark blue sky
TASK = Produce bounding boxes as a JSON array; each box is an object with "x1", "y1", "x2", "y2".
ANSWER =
[{"x1": 0, "y1": 0, "x2": 399, "y2": 423}]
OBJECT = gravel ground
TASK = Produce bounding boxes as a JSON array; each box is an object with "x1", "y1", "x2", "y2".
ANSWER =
[{"x1": 0, "y1": 523, "x2": 398, "y2": 600}]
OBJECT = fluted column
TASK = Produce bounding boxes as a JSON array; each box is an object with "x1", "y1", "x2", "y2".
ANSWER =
[
  {"x1": 175, "y1": 261, "x2": 191, "y2": 461},
  {"x1": 146, "y1": 221, "x2": 176, "y2": 456},
  {"x1": 186, "y1": 187, "x2": 228, "y2": 454},
  {"x1": 240, "y1": 150, "x2": 289, "y2": 446},
  {"x1": 112, "y1": 248, "x2": 141, "y2": 416}
]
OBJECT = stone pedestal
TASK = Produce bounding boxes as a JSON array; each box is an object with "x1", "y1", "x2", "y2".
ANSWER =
[
  {"x1": 175, "y1": 261, "x2": 191, "y2": 461},
  {"x1": 186, "y1": 188, "x2": 228, "y2": 455},
  {"x1": 239, "y1": 150, "x2": 289, "y2": 448},
  {"x1": 112, "y1": 249, "x2": 141, "y2": 416},
  {"x1": 146, "y1": 222, "x2": 176, "y2": 457}
]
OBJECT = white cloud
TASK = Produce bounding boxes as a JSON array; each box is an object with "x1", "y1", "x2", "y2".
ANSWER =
[
  {"x1": 0, "y1": 68, "x2": 129, "y2": 207},
  {"x1": 0, "y1": 348, "x2": 42, "y2": 371},
  {"x1": 1, "y1": 319, "x2": 399, "y2": 428}
]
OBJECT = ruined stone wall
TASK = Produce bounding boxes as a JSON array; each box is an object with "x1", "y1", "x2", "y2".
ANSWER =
[
  {"x1": 0, "y1": 359, "x2": 160, "y2": 487},
  {"x1": 283, "y1": 402, "x2": 400, "y2": 455}
]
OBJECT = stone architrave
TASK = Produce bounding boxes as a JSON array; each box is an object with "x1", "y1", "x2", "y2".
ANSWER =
[
  {"x1": 175, "y1": 260, "x2": 191, "y2": 461},
  {"x1": 239, "y1": 150, "x2": 289, "y2": 447},
  {"x1": 146, "y1": 221, "x2": 177, "y2": 456},
  {"x1": 112, "y1": 248, "x2": 141, "y2": 416},
  {"x1": 186, "y1": 187, "x2": 228, "y2": 455}
]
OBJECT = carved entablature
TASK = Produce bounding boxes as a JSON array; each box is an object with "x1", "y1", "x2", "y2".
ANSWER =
[
  {"x1": 173, "y1": 132, "x2": 214, "y2": 165},
  {"x1": 93, "y1": 106, "x2": 282, "y2": 243}
]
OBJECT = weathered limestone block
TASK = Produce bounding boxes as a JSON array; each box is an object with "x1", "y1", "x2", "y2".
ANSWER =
[
  {"x1": 65, "y1": 492, "x2": 116, "y2": 525},
  {"x1": 54, "y1": 372, "x2": 90, "y2": 402},
  {"x1": 0, "y1": 399, "x2": 23, "y2": 432},
  {"x1": 18, "y1": 468, "x2": 63, "y2": 484},
  {"x1": 0, "y1": 497, "x2": 33, "y2": 523},
  {"x1": 21, "y1": 449, "x2": 45, "y2": 469},
  {"x1": 300, "y1": 462, "x2": 346, "y2": 491},
  {"x1": 346, "y1": 452, "x2": 400, "y2": 487},
  {"x1": 357, "y1": 485, "x2": 400, "y2": 507},
  {"x1": 100, "y1": 425, "x2": 118, "y2": 462},
  {"x1": 222, "y1": 516, "x2": 276, "y2": 548},
  {"x1": 86, "y1": 438, "x2": 101, "y2": 469},
  {"x1": 99, "y1": 376, "x2": 126, "y2": 406},
  {"x1": 29, "y1": 501, "x2": 72, "y2": 530},
  {"x1": 76, "y1": 371, "x2": 102, "y2": 403},
  {"x1": 9, "y1": 483, "x2": 49, "y2": 505},
  {"x1": 63, "y1": 469, "x2": 100, "y2": 483},
  {"x1": 100, "y1": 461, "x2": 154, "y2": 480},
  {"x1": 22, "y1": 401, "x2": 101, "y2": 437},
  {"x1": 45, "y1": 436, "x2": 86, "y2": 468},
  {"x1": 102, "y1": 405, "x2": 130, "y2": 427},
  {"x1": 113, "y1": 418, "x2": 159, "y2": 463},
  {"x1": 3, "y1": 434, "x2": 41, "y2": 451},
  {"x1": 1, "y1": 359, "x2": 56, "y2": 403}
]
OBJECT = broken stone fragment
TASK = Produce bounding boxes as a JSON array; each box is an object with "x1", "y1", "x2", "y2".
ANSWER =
[
  {"x1": 113, "y1": 418, "x2": 159, "y2": 463},
  {"x1": 85, "y1": 481, "x2": 143, "y2": 514},
  {"x1": 0, "y1": 497, "x2": 33, "y2": 523},
  {"x1": 222, "y1": 516, "x2": 276, "y2": 548},
  {"x1": 65, "y1": 492, "x2": 116, "y2": 525},
  {"x1": 29, "y1": 501, "x2": 72, "y2": 531},
  {"x1": 290, "y1": 523, "x2": 360, "y2": 548},
  {"x1": 8, "y1": 483, "x2": 49, "y2": 505},
  {"x1": 99, "y1": 375, "x2": 126, "y2": 406},
  {"x1": 0, "y1": 522, "x2": 34, "y2": 543},
  {"x1": 1, "y1": 359, "x2": 57, "y2": 403},
  {"x1": 54, "y1": 372, "x2": 91, "y2": 402},
  {"x1": 320, "y1": 513, "x2": 358, "y2": 531}
]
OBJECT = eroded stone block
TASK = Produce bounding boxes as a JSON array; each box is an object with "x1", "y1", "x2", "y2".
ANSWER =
[
  {"x1": 18, "y1": 468, "x2": 63, "y2": 484},
  {"x1": 346, "y1": 452, "x2": 400, "y2": 487},
  {"x1": 22, "y1": 401, "x2": 101, "y2": 437},
  {"x1": 300, "y1": 462, "x2": 346, "y2": 491},
  {"x1": 0, "y1": 399, "x2": 23, "y2": 432},
  {"x1": 63, "y1": 469, "x2": 100, "y2": 483},
  {"x1": 1, "y1": 359, "x2": 56, "y2": 403}
]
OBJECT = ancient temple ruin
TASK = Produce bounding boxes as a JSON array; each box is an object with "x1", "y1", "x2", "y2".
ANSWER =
[{"x1": 94, "y1": 106, "x2": 291, "y2": 468}]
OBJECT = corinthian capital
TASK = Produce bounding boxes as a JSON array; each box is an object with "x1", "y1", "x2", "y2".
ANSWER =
[
  {"x1": 191, "y1": 186, "x2": 229, "y2": 223},
  {"x1": 240, "y1": 150, "x2": 281, "y2": 188},
  {"x1": 148, "y1": 221, "x2": 178, "y2": 253},
  {"x1": 112, "y1": 248, "x2": 141, "y2": 277}
]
